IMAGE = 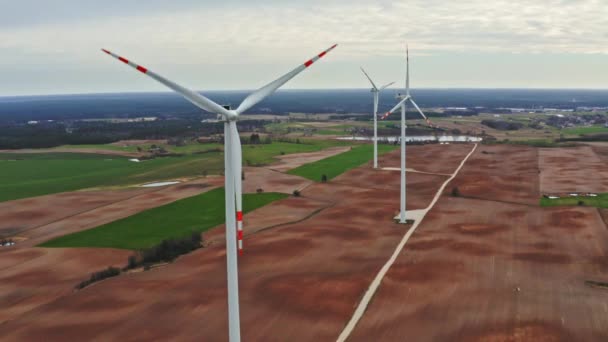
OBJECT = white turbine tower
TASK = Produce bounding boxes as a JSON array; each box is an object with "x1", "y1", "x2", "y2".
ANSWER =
[
  {"x1": 382, "y1": 46, "x2": 433, "y2": 224},
  {"x1": 101, "y1": 44, "x2": 337, "y2": 342},
  {"x1": 360, "y1": 67, "x2": 394, "y2": 168}
]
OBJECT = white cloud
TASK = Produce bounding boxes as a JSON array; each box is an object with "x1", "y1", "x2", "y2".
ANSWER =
[{"x1": 0, "y1": 0, "x2": 607, "y2": 95}]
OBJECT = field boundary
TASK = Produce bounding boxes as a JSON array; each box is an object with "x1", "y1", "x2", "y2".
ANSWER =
[{"x1": 336, "y1": 143, "x2": 478, "y2": 342}]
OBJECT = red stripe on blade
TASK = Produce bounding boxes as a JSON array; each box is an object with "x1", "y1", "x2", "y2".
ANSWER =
[
  {"x1": 318, "y1": 51, "x2": 327, "y2": 58},
  {"x1": 236, "y1": 211, "x2": 243, "y2": 221},
  {"x1": 136, "y1": 65, "x2": 148, "y2": 74},
  {"x1": 118, "y1": 56, "x2": 129, "y2": 64},
  {"x1": 101, "y1": 49, "x2": 111, "y2": 55},
  {"x1": 237, "y1": 231, "x2": 243, "y2": 240},
  {"x1": 304, "y1": 60, "x2": 314, "y2": 67}
]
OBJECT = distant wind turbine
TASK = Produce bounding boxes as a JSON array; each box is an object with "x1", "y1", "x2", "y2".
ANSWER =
[
  {"x1": 382, "y1": 46, "x2": 433, "y2": 224},
  {"x1": 101, "y1": 44, "x2": 338, "y2": 342},
  {"x1": 360, "y1": 67, "x2": 394, "y2": 168}
]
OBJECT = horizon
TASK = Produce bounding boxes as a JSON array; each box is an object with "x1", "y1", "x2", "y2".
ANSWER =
[{"x1": 4, "y1": 86, "x2": 608, "y2": 100}]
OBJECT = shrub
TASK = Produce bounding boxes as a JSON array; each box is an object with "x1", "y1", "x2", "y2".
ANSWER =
[
  {"x1": 578, "y1": 200, "x2": 585, "y2": 206},
  {"x1": 76, "y1": 266, "x2": 121, "y2": 289},
  {"x1": 451, "y1": 187, "x2": 461, "y2": 197},
  {"x1": 256, "y1": 188, "x2": 264, "y2": 193},
  {"x1": 293, "y1": 190, "x2": 301, "y2": 197},
  {"x1": 139, "y1": 233, "x2": 202, "y2": 265},
  {"x1": 321, "y1": 174, "x2": 328, "y2": 183},
  {"x1": 126, "y1": 255, "x2": 138, "y2": 270}
]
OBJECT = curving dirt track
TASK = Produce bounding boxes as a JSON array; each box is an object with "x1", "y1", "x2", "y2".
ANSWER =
[
  {"x1": 539, "y1": 145, "x2": 608, "y2": 194},
  {"x1": 0, "y1": 144, "x2": 474, "y2": 341}
]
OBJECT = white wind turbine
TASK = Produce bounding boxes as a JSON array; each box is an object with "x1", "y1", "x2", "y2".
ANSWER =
[
  {"x1": 360, "y1": 67, "x2": 394, "y2": 168},
  {"x1": 382, "y1": 46, "x2": 433, "y2": 224},
  {"x1": 101, "y1": 44, "x2": 337, "y2": 342}
]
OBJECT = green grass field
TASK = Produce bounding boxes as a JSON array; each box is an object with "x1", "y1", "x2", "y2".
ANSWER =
[
  {"x1": 562, "y1": 126, "x2": 608, "y2": 136},
  {"x1": 540, "y1": 193, "x2": 608, "y2": 208},
  {"x1": 288, "y1": 144, "x2": 397, "y2": 181},
  {"x1": 40, "y1": 188, "x2": 287, "y2": 249},
  {"x1": 0, "y1": 152, "x2": 223, "y2": 202},
  {"x1": 0, "y1": 140, "x2": 349, "y2": 203}
]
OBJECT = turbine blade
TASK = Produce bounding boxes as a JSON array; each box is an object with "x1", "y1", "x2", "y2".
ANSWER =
[
  {"x1": 235, "y1": 44, "x2": 338, "y2": 114},
  {"x1": 409, "y1": 99, "x2": 427, "y2": 120},
  {"x1": 230, "y1": 123, "x2": 244, "y2": 256},
  {"x1": 409, "y1": 99, "x2": 434, "y2": 126},
  {"x1": 379, "y1": 81, "x2": 395, "y2": 90},
  {"x1": 101, "y1": 49, "x2": 233, "y2": 118},
  {"x1": 360, "y1": 67, "x2": 378, "y2": 90},
  {"x1": 381, "y1": 96, "x2": 409, "y2": 120}
]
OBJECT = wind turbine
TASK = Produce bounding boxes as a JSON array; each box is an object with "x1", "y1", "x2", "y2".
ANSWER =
[
  {"x1": 360, "y1": 67, "x2": 394, "y2": 168},
  {"x1": 101, "y1": 44, "x2": 337, "y2": 342},
  {"x1": 382, "y1": 46, "x2": 432, "y2": 224}
]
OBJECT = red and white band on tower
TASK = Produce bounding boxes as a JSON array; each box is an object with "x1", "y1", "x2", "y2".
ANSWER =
[{"x1": 236, "y1": 211, "x2": 243, "y2": 255}]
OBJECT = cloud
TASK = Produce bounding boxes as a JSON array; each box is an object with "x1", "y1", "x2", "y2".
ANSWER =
[{"x1": 0, "y1": 0, "x2": 607, "y2": 95}]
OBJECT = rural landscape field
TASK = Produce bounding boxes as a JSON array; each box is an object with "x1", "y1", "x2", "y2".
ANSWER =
[
  {"x1": 3, "y1": 1, "x2": 608, "y2": 341},
  {"x1": 2, "y1": 107, "x2": 608, "y2": 340}
]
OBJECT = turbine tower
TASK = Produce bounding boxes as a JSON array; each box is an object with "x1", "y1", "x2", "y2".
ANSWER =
[
  {"x1": 360, "y1": 67, "x2": 394, "y2": 168},
  {"x1": 101, "y1": 44, "x2": 337, "y2": 342},
  {"x1": 382, "y1": 46, "x2": 433, "y2": 224}
]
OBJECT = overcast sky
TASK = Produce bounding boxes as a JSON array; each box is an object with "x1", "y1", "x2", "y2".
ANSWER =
[{"x1": 1, "y1": 0, "x2": 607, "y2": 96}]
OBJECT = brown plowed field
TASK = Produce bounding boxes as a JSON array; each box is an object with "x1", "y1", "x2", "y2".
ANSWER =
[
  {"x1": 269, "y1": 146, "x2": 351, "y2": 172},
  {"x1": 0, "y1": 248, "x2": 130, "y2": 324},
  {"x1": 539, "y1": 146, "x2": 608, "y2": 194},
  {"x1": 242, "y1": 166, "x2": 312, "y2": 194},
  {"x1": 348, "y1": 145, "x2": 608, "y2": 341},
  {"x1": 0, "y1": 178, "x2": 223, "y2": 248},
  {"x1": 349, "y1": 197, "x2": 608, "y2": 341},
  {"x1": 447, "y1": 144, "x2": 540, "y2": 205},
  {"x1": 378, "y1": 143, "x2": 474, "y2": 175},
  {"x1": 0, "y1": 144, "x2": 472, "y2": 341},
  {"x1": 0, "y1": 188, "x2": 155, "y2": 240}
]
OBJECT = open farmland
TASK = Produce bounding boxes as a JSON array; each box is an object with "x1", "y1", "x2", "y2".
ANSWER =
[
  {"x1": 0, "y1": 146, "x2": 356, "y2": 328},
  {"x1": 288, "y1": 144, "x2": 397, "y2": 181},
  {"x1": 0, "y1": 152, "x2": 222, "y2": 202},
  {"x1": 562, "y1": 125, "x2": 608, "y2": 136},
  {"x1": 0, "y1": 144, "x2": 473, "y2": 341},
  {"x1": 3, "y1": 140, "x2": 608, "y2": 341},
  {"x1": 346, "y1": 143, "x2": 608, "y2": 341},
  {"x1": 40, "y1": 188, "x2": 287, "y2": 250},
  {"x1": 541, "y1": 193, "x2": 608, "y2": 208},
  {"x1": 0, "y1": 139, "x2": 350, "y2": 202},
  {"x1": 539, "y1": 145, "x2": 608, "y2": 194}
]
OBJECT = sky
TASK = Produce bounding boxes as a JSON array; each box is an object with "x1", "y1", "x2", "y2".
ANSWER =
[{"x1": 0, "y1": 0, "x2": 607, "y2": 96}]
